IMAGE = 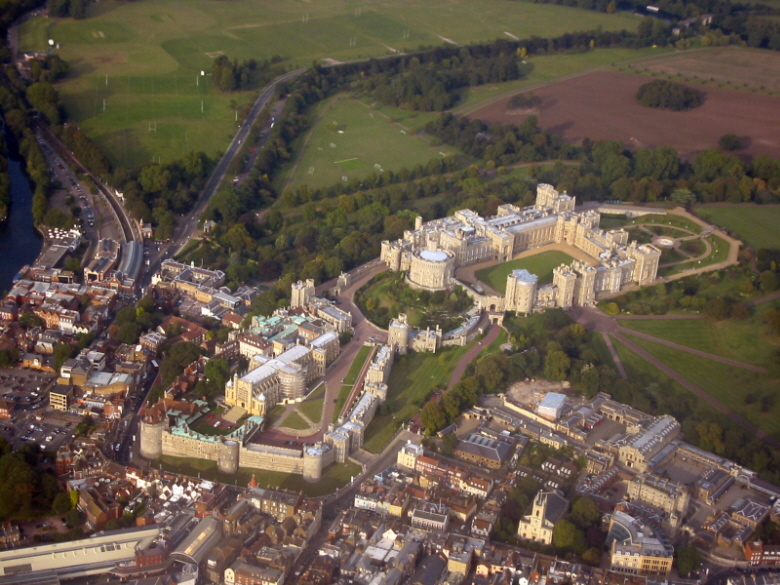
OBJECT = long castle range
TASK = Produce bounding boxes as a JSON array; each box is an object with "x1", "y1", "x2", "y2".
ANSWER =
[{"x1": 381, "y1": 183, "x2": 661, "y2": 313}]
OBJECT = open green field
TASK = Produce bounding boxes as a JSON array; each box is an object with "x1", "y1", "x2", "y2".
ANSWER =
[
  {"x1": 659, "y1": 233, "x2": 730, "y2": 277},
  {"x1": 20, "y1": 0, "x2": 638, "y2": 169},
  {"x1": 282, "y1": 96, "x2": 452, "y2": 193},
  {"x1": 620, "y1": 316, "x2": 778, "y2": 368},
  {"x1": 475, "y1": 250, "x2": 577, "y2": 293},
  {"x1": 628, "y1": 336, "x2": 780, "y2": 435},
  {"x1": 160, "y1": 455, "x2": 360, "y2": 496},
  {"x1": 696, "y1": 205, "x2": 780, "y2": 250},
  {"x1": 363, "y1": 342, "x2": 476, "y2": 452}
]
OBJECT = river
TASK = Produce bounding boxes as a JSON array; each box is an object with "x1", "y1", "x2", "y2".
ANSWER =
[{"x1": 0, "y1": 127, "x2": 43, "y2": 292}]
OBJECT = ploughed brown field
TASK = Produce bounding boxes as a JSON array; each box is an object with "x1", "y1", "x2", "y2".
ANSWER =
[{"x1": 470, "y1": 71, "x2": 780, "y2": 159}]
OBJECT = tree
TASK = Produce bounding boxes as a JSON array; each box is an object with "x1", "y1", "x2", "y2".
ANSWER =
[
  {"x1": 718, "y1": 133, "x2": 743, "y2": 151},
  {"x1": 420, "y1": 402, "x2": 447, "y2": 435},
  {"x1": 64, "y1": 509, "x2": 84, "y2": 528},
  {"x1": 571, "y1": 497, "x2": 600, "y2": 528},
  {"x1": 582, "y1": 547, "x2": 603, "y2": 566},
  {"x1": 675, "y1": 543, "x2": 701, "y2": 577},
  {"x1": 637, "y1": 80, "x2": 702, "y2": 111},
  {"x1": 117, "y1": 322, "x2": 141, "y2": 344},
  {"x1": 552, "y1": 519, "x2": 586, "y2": 554},
  {"x1": 19, "y1": 312, "x2": 44, "y2": 329},
  {"x1": 670, "y1": 188, "x2": 697, "y2": 206},
  {"x1": 543, "y1": 350, "x2": 571, "y2": 381},
  {"x1": 204, "y1": 359, "x2": 230, "y2": 390},
  {"x1": 761, "y1": 270, "x2": 779, "y2": 292},
  {"x1": 441, "y1": 433, "x2": 458, "y2": 456},
  {"x1": 53, "y1": 343, "x2": 74, "y2": 373},
  {"x1": 52, "y1": 491, "x2": 73, "y2": 514}
]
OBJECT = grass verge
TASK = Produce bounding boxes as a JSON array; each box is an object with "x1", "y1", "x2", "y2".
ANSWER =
[{"x1": 160, "y1": 455, "x2": 360, "y2": 497}]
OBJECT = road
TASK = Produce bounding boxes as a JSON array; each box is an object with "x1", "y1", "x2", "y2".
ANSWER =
[{"x1": 35, "y1": 120, "x2": 139, "y2": 245}]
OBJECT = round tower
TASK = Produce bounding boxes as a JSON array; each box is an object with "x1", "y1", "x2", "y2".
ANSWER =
[
  {"x1": 139, "y1": 409, "x2": 165, "y2": 460},
  {"x1": 217, "y1": 440, "x2": 240, "y2": 475},
  {"x1": 302, "y1": 445, "x2": 324, "y2": 482}
]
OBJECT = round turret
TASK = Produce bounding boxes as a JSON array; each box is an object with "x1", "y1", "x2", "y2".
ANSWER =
[
  {"x1": 302, "y1": 444, "x2": 324, "y2": 482},
  {"x1": 217, "y1": 440, "x2": 240, "y2": 474},
  {"x1": 139, "y1": 409, "x2": 165, "y2": 460}
]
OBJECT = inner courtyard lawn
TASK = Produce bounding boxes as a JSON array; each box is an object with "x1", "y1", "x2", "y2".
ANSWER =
[{"x1": 475, "y1": 250, "x2": 576, "y2": 293}]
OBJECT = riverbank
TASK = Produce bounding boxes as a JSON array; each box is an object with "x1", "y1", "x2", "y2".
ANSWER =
[{"x1": 0, "y1": 132, "x2": 42, "y2": 292}]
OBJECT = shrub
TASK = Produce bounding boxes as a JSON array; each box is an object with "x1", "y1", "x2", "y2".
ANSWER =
[
  {"x1": 718, "y1": 133, "x2": 743, "y2": 151},
  {"x1": 637, "y1": 80, "x2": 703, "y2": 111}
]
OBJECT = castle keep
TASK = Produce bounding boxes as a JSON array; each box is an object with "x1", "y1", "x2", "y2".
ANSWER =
[{"x1": 380, "y1": 184, "x2": 661, "y2": 313}]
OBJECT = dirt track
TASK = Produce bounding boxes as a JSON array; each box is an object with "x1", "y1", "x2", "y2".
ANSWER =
[{"x1": 471, "y1": 71, "x2": 780, "y2": 159}]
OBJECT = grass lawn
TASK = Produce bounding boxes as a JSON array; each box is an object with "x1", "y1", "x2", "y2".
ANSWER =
[
  {"x1": 619, "y1": 314, "x2": 779, "y2": 368},
  {"x1": 265, "y1": 405, "x2": 285, "y2": 426},
  {"x1": 283, "y1": 96, "x2": 451, "y2": 193},
  {"x1": 20, "y1": 0, "x2": 637, "y2": 170},
  {"x1": 611, "y1": 337, "x2": 687, "y2": 394},
  {"x1": 476, "y1": 250, "x2": 576, "y2": 293},
  {"x1": 344, "y1": 345, "x2": 372, "y2": 385},
  {"x1": 680, "y1": 238, "x2": 706, "y2": 257},
  {"x1": 695, "y1": 205, "x2": 780, "y2": 250},
  {"x1": 160, "y1": 455, "x2": 360, "y2": 496},
  {"x1": 477, "y1": 328, "x2": 508, "y2": 360},
  {"x1": 362, "y1": 342, "x2": 476, "y2": 453},
  {"x1": 660, "y1": 233, "x2": 730, "y2": 276},
  {"x1": 188, "y1": 416, "x2": 233, "y2": 436},
  {"x1": 298, "y1": 385, "x2": 325, "y2": 424},
  {"x1": 298, "y1": 398, "x2": 324, "y2": 424},
  {"x1": 332, "y1": 385, "x2": 353, "y2": 424},
  {"x1": 279, "y1": 411, "x2": 310, "y2": 430},
  {"x1": 628, "y1": 336, "x2": 780, "y2": 435}
]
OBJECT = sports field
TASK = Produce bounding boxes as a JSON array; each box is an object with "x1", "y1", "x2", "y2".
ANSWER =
[
  {"x1": 695, "y1": 205, "x2": 780, "y2": 250},
  {"x1": 281, "y1": 96, "x2": 449, "y2": 193},
  {"x1": 475, "y1": 250, "x2": 577, "y2": 293},
  {"x1": 19, "y1": 0, "x2": 638, "y2": 169}
]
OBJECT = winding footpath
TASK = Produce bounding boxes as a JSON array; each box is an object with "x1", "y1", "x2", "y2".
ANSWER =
[{"x1": 446, "y1": 322, "x2": 502, "y2": 391}]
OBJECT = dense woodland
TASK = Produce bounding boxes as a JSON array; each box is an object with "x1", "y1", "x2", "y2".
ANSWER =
[
  {"x1": 425, "y1": 114, "x2": 780, "y2": 204},
  {"x1": 0, "y1": 437, "x2": 66, "y2": 523}
]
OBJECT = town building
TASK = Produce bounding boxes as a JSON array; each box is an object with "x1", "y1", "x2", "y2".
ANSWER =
[{"x1": 608, "y1": 510, "x2": 674, "y2": 576}]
